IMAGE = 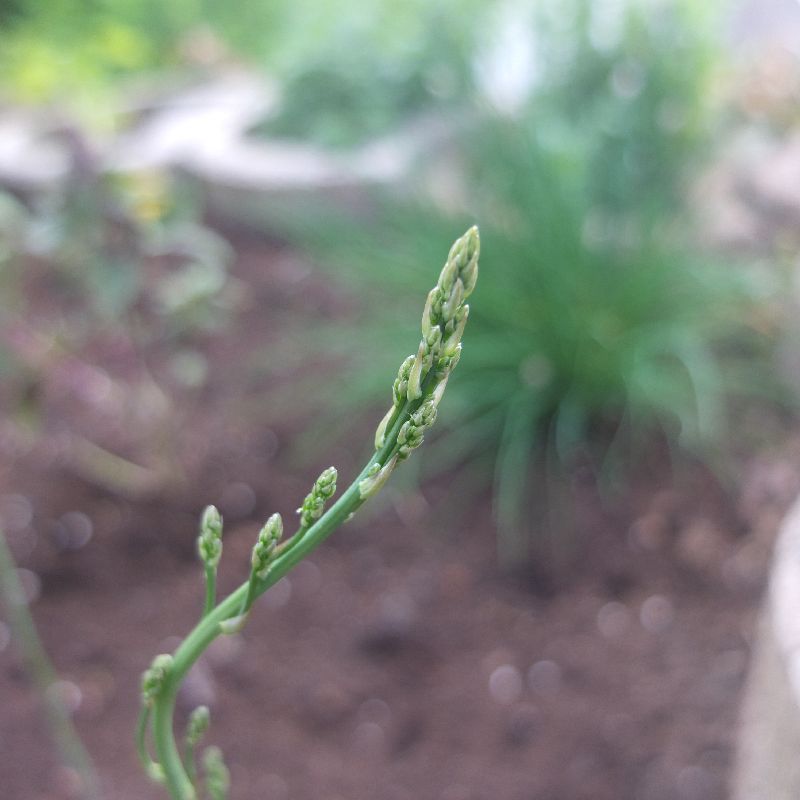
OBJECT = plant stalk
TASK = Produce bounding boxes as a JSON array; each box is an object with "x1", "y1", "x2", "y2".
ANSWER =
[{"x1": 149, "y1": 403, "x2": 411, "y2": 798}]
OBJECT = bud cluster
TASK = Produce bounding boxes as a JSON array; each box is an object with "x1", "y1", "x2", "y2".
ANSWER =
[
  {"x1": 186, "y1": 706, "x2": 210, "y2": 746},
  {"x1": 392, "y1": 355, "x2": 416, "y2": 407},
  {"x1": 141, "y1": 653, "x2": 173, "y2": 705},
  {"x1": 407, "y1": 226, "x2": 478, "y2": 401},
  {"x1": 397, "y1": 400, "x2": 438, "y2": 460},
  {"x1": 373, "y1": 226, "x2": 479, "y2": 453},
  {"x1": 297, "y1": 467, "x2": 338, "y2": 529},
  {"x1": 251, "y1": 513, "x2": 283, "y2": 579},
  {"x1": 197, "y1": 505, "x2": 223, "y2": 568},
  {"x1": 203, "y1": 746, "x2": 230, "y2": 800}
]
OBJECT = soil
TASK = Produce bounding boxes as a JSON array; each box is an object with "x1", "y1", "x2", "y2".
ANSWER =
[{"x1": 0, "y1": 227, "x2": 795, "y2": 800}]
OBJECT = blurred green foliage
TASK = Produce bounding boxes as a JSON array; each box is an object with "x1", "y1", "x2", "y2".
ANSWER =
[
  {"x1": 253, "y1": 4, "x2": 479, "y2": 149},
  {"x1": 0, "y1": 168, "x2": 233, "y2": 422},
  {"x1": 0, "y1": 0, "x2": 481, "y2": 121},
  {"x1": 261, "y1": 0, "x2": 780, "y2": 562},
  {"x1": 278, "y1": 121, "x2": 772, "y2": 563},
  {"x1": 528, "y1": 0, "x2": 724, "y2": 217}
]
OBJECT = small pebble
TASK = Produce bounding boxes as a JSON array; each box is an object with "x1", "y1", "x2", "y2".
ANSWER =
[
  {"x1": 47, "y1": 680, "x2": 82, "y2": 714},
  {"x1": 597, "y1": 601, "x2": 632, "y2": 639},
  {"x1": 54, "y1": 512, "x2": 93, "y2": 551},
  {"x1": 527, "y1": 660, "x2": 562, "y2": 696},
  {"x1": 628, "y1": 512, "x2": 668, "y2": 552},
  {"x1": 640, "y1": 595, "x2": 674, "y2": 634},
  {"x1": 353, "y1": 721, "x2": 384, "y2": 755},
  {"x1": 0, "y1": 494, "x2": 33, "y2": 531},
  {"x1": 358, "y1": 697, "x2": 391, "y2": 726},
  {"x1": 489, "y1": 664, "x2": 523, "y2": 705}
]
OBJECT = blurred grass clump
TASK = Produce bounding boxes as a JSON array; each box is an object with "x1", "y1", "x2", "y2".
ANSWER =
[
  {"x1": 252, "y1": 2, "x2": 480, "y2": 149},
  {"x1": 0, "y1": 165, "x2": 234, "y2": 495},
  {"x1": 267, "y1": 0, "x2": 782, "y2": 562}
]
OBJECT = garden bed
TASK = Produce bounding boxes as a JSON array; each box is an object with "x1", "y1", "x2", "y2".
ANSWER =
[{"x1": 0, "y1": 228, "x2": 794, "y2": 800}]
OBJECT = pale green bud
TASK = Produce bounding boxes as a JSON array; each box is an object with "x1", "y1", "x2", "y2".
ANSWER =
[
  {"x1": 392, "y1": 354, "x2": 415, "y2": 405},
  {"x1": 397, "y1": 419, "x2": 425, "y2": 457},
  {"x1": 374, "y1": 405, "x2": 394, "y2": 450},
  {"x1": 203, "y1": 746, "x2": 230, "y2": 800},
  {"x1": 426, "y1": 325, "x2": 442, "y2": 351},
  {"x1": 460, "y1": 226, "x2": 480, "y2": 297},
  {"x1": 298, "y1": 467, "x2": 338, "y2": 528},
  {"x1": 141, "y1": 653, "x2": 173, "y2": 705},
  {"x1": 406, "y1": 349, "x2": 425, "y2": 401},
  {"x1": 186, "y1": 706, "x2": 210, "y2": 746},
  {"x1": 443, "y1": 304, "x2": 469, "y2": 353},
  {"x1": 251, "y1": 513, "x2": 283, "y2": 578},
  {"x1": 201, "y1": 505, "x2": 222, "y2": 535},
  {"x1": 219, "y1": 612, "x2": 249, "y2": 634},
  {"x1": 442, "y1": 278, "x2": 465, "y2": 323},
  {"x1": 430, "y1": 373, "x2": 450, "y2": 408},
  {"x1": 314, "y1": 466, "x2": 337, "y2": 499},
  {"x1": 421, "y1": 288, "x2": 437, "y2": 338},
  {"x1": 198, "y1": 505, "x2": 223, "y2": 568},
  {"x1": 437, "y1": 342, "x2": 462, "y2": 374},
  {"x1": 443, "y1": 225, "x2": 479, "y2": 287},
  {"x1": 439, "y1": 251, "x2": 459, "y2": 295},
  {"x1": 358, "y1": 455, "x2": 398, "y2": 500},
  {"x1": 415, "y1": 400, "x2": 438, "y2": 428}
]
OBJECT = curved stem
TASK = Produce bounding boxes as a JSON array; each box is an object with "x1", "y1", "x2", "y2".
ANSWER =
[
  {"x1": 149, "y1": 393, "x2": 421, "y2": 799},
  {"x1": 0, "y1": 529, "x2": 101, "y2": 800},
  {"x1": 203, "y1": 566, "x2": 216, "y2": 617}
]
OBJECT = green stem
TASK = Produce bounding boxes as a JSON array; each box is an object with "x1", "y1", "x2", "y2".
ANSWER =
[
  {"x1": 137, "y1": 705, "x2": 164, "y2": 783},
  {"x1": 0, "y1": 529, "x2": 100, "y2": 800},
  {"x1": 149, "y1": 400, "x2": 415, "y2": 799},
  {"x1": 240, "y1": 575, "x2": 257, "y2": 618},
  {"x1": 203, "y1": 566, "x2": 216, "y2": 618},
  {"x1": 182, "y1": 740, "x2": 197, "y2": 787}
]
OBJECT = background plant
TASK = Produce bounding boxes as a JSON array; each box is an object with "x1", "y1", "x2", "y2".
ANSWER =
[
  {"x1": 273, "y1": 117, "x2": 777, "y2": 564},
  {"x1": 258, "y1": 0, "x2": 777, "y2": 565},
  {"x1": 0, "y1": 169, "x2": 235, "y2": 494}
]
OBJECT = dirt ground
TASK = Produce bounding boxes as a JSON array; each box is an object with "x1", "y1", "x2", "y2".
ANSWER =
[{"x1": 1, "y1": 231, "x2": 796, "y2": 800}]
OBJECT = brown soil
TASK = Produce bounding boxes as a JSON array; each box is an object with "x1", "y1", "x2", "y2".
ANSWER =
[{"x1": 0, "y1": 229, "x2": 794, "y2": 800}]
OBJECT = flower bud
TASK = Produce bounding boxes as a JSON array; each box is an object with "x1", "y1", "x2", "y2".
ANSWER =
[
  {"x1": 358, "y1": 456, "x2": 398, "y2": 500},
  {"x1": 374, "y1": 405, "x2": 394, "y2": 450},
  {"x1": 416, "y1": 400, "x2": 438, "y2": 428},
  {"x1": 420, "y1": 288, "x2": 437, "y2": 337},
  {"x1": 406, "y1": 350, "x2": 424, "y2": 401},
  {"x1": 392, "y1": 354, "x2": 415, "y2": 405},
  {"x1": 186, "y1": 706, "x2": 210, "y2": 746},
  {"x1": 198, "y1": 505, "x2": 223, "y2": 568},
  {"x1": 438, "y1": 252, "x2": 459, "y2": 295},
  {"x1": 442, "y1": 278, "x2": 465, "y2": 323},
  {"x1": 460, "y1": 226, "x2": 480, "y2": 297},
  {"x1": 141, "y1": 653, "x2": 173, "y2": 705},
  {"x1": 251, "y1": 513, "x2": 283, "y2": 578},
  {"x1": 203, "y1": 746, "x2": 230, "y2": 800},
  {"x1": 443, "y1": 304, "x2": 469, "y2": 353},
  {"x1": 298, "y1": 467, "x2": 338, "y2": 528}
]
